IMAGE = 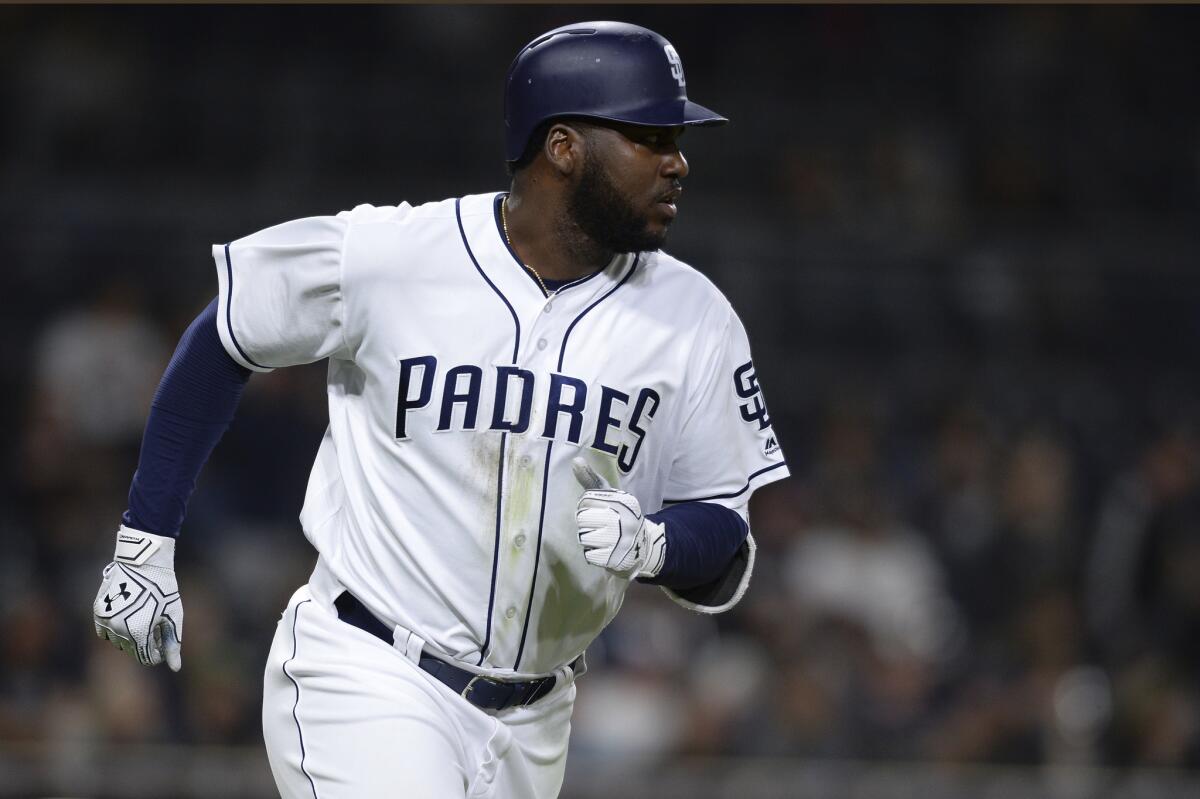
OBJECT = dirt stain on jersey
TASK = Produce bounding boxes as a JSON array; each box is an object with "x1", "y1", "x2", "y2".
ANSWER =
[
  {"x1": 535, "y1": 550, "x2": 611, "y2": 660},
  {"x1": 502, "y1": 439, "x2": 539, "y2": 528},
  {"x1": 467, "y1": 434, "x2": 503, "y2": 549}
]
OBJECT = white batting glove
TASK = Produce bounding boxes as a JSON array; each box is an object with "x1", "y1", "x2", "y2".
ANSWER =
[
  {"x1": 572, "y1": 458, "x2": 667, "y2": 579},
  {"x1": 93, "y1": 525, "x2": 184, "y2": 672}
]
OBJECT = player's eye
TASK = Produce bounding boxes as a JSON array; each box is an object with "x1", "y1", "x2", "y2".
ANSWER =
[{"x1": 640, "y1": 127, "x2": 684, "y2": 149}]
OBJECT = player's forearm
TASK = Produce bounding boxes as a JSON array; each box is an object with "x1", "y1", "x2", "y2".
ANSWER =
[
  {"x1": 642, "y1": 501, "x2": 748, "y2": 590},
  {"x1": 123, "y1": 298, "x2": 251, "y2": 536}
]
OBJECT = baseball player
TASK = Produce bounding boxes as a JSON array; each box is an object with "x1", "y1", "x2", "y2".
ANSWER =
[{"x1": 93, "y1": 21, "x2": 787, "y2": 798}]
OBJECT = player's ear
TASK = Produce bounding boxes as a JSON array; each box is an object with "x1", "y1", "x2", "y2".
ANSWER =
[{"x1": 544, "y1": 122, "x2": 585, "y2": 177}]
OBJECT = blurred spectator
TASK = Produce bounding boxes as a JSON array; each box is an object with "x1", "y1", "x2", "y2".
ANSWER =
[
  {"x1": 784, "y1": 484, "x2": 958, "y2": 665},
  {"x1": 31, "y1": 276, "x2": 167, "y2": 449},
  {"x1": 1086, "y1": 426, "x2": 1200, "y2": 662}
]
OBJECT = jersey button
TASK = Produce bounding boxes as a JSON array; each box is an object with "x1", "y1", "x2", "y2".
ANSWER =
[
  {"x1": 514, "y1": 533, "x2": 527, "y2": 548},
  {"x1": 519, "y1": 455, "x2": 532, "y2": 468},
  {"x1": 505, "y1": 606, "x2": 517, "y2": 619},
  {"x1": 543, "y1": 302, "x2": 553, "y2": 313},
  {"x1": 536, "y1": 338, "x2": 548, "y2": 350}
]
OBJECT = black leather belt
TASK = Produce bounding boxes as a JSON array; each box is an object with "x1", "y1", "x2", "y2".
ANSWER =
[{"x1": 334, "y1": 591, "x2": 565, "y2": 711}]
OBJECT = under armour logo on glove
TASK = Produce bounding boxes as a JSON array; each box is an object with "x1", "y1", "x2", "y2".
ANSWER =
[{"x1": 104, "y1": 582, "x2": 131, "y2": 611}]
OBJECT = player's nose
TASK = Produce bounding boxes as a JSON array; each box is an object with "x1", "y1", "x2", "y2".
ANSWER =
[{"x1": 662, "y1": 148, "x2": 689, "y2": 180}]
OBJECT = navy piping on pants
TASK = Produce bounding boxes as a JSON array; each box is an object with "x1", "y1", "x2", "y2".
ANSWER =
[{"x1": 282, "y1": 599, "x2": 319, "y2": 799}]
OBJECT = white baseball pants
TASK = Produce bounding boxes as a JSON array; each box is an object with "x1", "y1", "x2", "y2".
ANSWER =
[{"x1": 262, "y1": 584, "x2": 576, "y2": 798}]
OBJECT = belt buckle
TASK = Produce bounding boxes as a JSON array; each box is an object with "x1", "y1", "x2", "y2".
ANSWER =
[{"x1": 461, "y1": 674, "x2": 483, "y2": 701}]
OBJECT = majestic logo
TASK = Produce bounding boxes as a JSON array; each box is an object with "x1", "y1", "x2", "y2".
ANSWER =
[
  {"x1": 663, "y1": 44, "x2": 685, "y2": 88},
  {"x1": 763, "y1": 435, "x2": 780, "y2": 456},
  {"x1": 734, "y1": 360, "x2": 772, "y2": 431},
  {"x1": 104, "y1": 582, "x2": 131, "y2": 612}
]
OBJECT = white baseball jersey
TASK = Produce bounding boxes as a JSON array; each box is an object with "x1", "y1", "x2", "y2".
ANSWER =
[{"x1": 213, "y1": 191, "x2": 787, "y2": 676}]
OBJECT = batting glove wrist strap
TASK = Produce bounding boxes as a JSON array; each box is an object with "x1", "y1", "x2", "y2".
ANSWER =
[
  {"x1": 638, "y1": 518, "x2": 668, "y2": 580},
  {"x1": 114, "y1": 525, "x2": 175, "y2": 567},
  {"x1": 93, "y1": 525, "x2": 184, "y2": 672}
]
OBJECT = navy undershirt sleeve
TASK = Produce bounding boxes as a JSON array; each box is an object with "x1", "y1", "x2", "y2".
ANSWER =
[
  {"x1": 642, "y1": 502, "x2": 749, "y2": 590},
  {"x1": 123, "y1": 298, "x2": 252, "y2": 537}
]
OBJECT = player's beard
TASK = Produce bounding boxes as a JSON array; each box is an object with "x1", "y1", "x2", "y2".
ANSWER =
[{"x1": 567, "y1": 153, "x2": 669, "y2": 254}]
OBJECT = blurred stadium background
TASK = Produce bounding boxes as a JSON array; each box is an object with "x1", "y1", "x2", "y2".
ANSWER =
[{"x1": 3, "y1": 5, "x2": 1200, "y2": 798}]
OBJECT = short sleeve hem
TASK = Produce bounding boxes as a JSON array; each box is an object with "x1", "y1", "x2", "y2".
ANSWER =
[
  {"x1": 212, "y1": 243, "x2": 276, "y2": 373},
  {"x1": 662, "y1": 460, "x2": 790, "y2": 509}
]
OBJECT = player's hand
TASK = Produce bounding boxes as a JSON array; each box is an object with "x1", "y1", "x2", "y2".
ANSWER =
[
  {"x1": 572, "y1": 458, "x2": 666, "y2": 579},
  {"x1": 93, "y1": 525, "x2": 184, "y2": 672}
]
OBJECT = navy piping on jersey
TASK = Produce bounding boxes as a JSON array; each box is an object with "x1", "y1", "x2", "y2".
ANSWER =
[
  {"x1": 222, "y1": 244, "x2": 269, "y2": 370},
  {"x1": 283, "y1": 599, "x2": 319, "y2": 799},
  {"x1": 457, "y1": 198, "x2": 522, "y2": 664},
  {"x1": 513, "y1": 437, "x2": 554, "y2": 671},
  {"x1": 460, "y1": 198, "x2": 522, "y2": 364},
  {"x1": 478, "y1": 433, "x2": 508, "y2": 665},
  {"x1": 512, "y1": 254, "x2": 641, "y2": 670},
  {"x1": 663, "y1": 460, "x2": 789, "y2": 504},
  {"x1": 492, "y1": 194, "x2": 607, "y2": 298},
  {"x1": 555, "y1": 254, "x2": 640, "y2": 372}
]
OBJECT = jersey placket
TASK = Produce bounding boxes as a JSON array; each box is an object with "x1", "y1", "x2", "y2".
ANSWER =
[
  {"x1": 482, "y1": 288, "x2": 574, "y2": 668},
  {"x1": 463, "y1": 193, "x2": 636, "y2": 671}
]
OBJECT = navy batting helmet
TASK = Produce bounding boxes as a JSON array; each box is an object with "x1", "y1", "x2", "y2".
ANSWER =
[{"x1": 503, "y1": 21, "x2": 728, "y2": 163}]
